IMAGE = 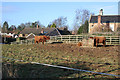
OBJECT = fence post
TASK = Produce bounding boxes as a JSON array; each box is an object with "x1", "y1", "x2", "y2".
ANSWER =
[
  {"x1": 119, "y1": 36, "x2": 120, "y2": 45},
  {"x1": 110, "y1": 36, "x2": 111, "y2": 45},
  {"x1": 55, "y1": 36, "x2": 56, "y2": 41},
  {"x1": 76, "y1": 35, "x2": 78, "y2": 43},
  {"x1": 69, "y1": 35, "x2": 70, "y2": 43},
  {"x1": 27, "y1": 40, "x2": 28, "y2": 44},
  {"x1": 61, "y1": 36, "x2": 62, "y2": 41},
  {"x1": 21, "y1": 40, "x2": 22, "y2": 44}
]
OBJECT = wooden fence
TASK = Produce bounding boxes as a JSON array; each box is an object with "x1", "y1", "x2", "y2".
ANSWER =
[
  {"x1": 11, "y1": 35, "x2": 120, "y2": 45},
  {"x1": 50, "y1": 35, "x2": 120, "y2": 45},
  {"x1": 11, "y1": 39, "x2": 34, "y2": 44}
]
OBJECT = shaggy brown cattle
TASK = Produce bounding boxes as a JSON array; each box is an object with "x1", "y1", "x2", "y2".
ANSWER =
[
  {"x1": 34, "y1": 35, "x2": 50, "y2": 44},
  {"x1": 90, "y1": 36, "x2": 106, "y2": 47}
]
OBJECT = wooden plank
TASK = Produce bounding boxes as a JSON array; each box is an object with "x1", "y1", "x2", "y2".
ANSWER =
[{"x1": 49, "y1": 35, "x2": 120, "y2": 45}]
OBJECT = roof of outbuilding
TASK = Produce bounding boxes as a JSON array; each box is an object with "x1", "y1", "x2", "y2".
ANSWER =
[
  {"x1": 90, "y1": 15, "x2": 120, "y2": 23},
  {"x1": 58, "y1": 29, "x2": 71, "y2": 35},
  {"x1": 20, "y1": 28, "x2": 57, "y2": 35},
  {"x1": 20, "y1": 27, "x2": 71, "y2": 36}
]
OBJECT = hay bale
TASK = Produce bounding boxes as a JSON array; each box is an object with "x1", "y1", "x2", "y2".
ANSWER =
[
  {"x1": 77, "y1": 42, "x2": 82, "y2": 46},
  {"x1": 82, "y1": 38, "x2": 94, "y2": 47},
  {"x1": 87, "y1": 38, "x2": 94, "y2": 47},
  {"x1": 82, "y1": 39, "x2": 88, "y2": 46}
]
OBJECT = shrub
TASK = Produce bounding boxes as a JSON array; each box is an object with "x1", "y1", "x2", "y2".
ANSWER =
[{"x1": 90, "y1": 24, "x2": 112, "y2": 34}]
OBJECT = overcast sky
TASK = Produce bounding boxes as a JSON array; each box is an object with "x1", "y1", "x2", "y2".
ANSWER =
[{"x1": 1, "y1": 2, "x2": 119, "y2": 30}]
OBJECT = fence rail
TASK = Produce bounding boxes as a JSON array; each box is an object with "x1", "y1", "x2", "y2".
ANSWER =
[
  {"x1": 11, "y1": 35, "x2": 120, "y2": 45},
  {"x1": 50, "y1": 35, "x2": 120, "y2": 45},
  {"x1": 11, "y1": 39, "x2": 35, "y2": 44}
]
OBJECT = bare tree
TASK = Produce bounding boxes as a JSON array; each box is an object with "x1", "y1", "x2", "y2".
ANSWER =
[
  {"x1": 73, "y1": 9, "x2": 91, "y2": 31},
  {"x1": 52, "y1": 17, "x2": 67, "y2": 28},
  {"x1": 25, "y1": 22, "x2": 32, "y2": 28},
  {"x1": 82, "y1": 9, "x2": 90, "y2": 24},
  {"x1": 9, "y1": 25, "x2": 16, "y2": 31}
]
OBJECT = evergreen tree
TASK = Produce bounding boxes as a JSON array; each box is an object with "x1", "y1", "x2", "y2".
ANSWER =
[
  {"x1": 50, "y1": 23, "x2": 56, "y2": 28},
  {"x1": 77, "y1": 20, "x2": 89, "y2": 34},
  {"x1": 83, "y1": 20, "x2": 89, "y2": 33},
  {"x1": 2, "y1": 21, "x2": 9, "y2": 33}
]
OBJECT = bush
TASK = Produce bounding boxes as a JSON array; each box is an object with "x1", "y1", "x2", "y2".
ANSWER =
[
  {"x1": 16, "y1": 37, "x2": 26, "y2": 42},
  {"x1": 90, "y1": 25, "x2": 112, "y2": 34},
  {"x1": 19, "y1": 37, "x2": 26, "y2": 40},
  {"x1": 117, "y1": 27, "x2": 120, "y2": 31},
  {"x1": 4, "y1": 37, "x2": 16, "y2": 44}
]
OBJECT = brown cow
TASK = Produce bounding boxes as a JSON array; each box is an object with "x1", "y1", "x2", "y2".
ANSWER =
[
  {"x1": 90, "y1": 36, "x2": 106, "y2": 47},
  {"x1": 34, "y1": 35, "x2": 50, "y2": 44}
]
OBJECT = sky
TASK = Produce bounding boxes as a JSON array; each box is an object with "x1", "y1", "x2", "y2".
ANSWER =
[{"x1": 1, "y1": 2, "x2": 119, "y2": 30}]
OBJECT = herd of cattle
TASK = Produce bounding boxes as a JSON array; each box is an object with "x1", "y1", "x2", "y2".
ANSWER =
[{"x1": 34, "y1": 35, "x2": 106, "y2": 47}]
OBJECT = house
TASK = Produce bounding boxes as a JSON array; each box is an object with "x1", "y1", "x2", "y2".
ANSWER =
[
  {"x1": 0, "y1": 30, "x2": 18, "y2": 38},
  {"x1": 19, "y1": 27, "x2": 71, "y2": 39},
  {"x1": 71, "y1": 30, "x2": 78, "y2": 35},
  {"x1": 89, "y1": 9, "x2": 120, "y2": 33}
]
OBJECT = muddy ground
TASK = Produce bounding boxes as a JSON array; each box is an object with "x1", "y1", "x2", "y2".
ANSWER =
[{"x1": 2, "y1": 43, "x2": 120, "y2": 78}]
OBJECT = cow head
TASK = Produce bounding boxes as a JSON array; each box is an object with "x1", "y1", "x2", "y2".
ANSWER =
[
  {"x1": 46, "y1": 36, "x2": 50, "y2": 40},
  {"x1": 89, "y1": 37, "x2": 94, "y2": 39},
  {"x1": 43, "y1": 36, "x2": 50, "y2": 40}
]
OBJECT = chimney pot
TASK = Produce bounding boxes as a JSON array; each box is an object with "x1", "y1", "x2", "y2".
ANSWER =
[
  {"x1": 37, "y1": 24, "x2": 39, "y2": 29},
  {"x1": 98, "y1": 15, "x2": 101, "y2": 26},
  {"x1": 99, "y1": 9, "x2": 103, "y2": 15}
]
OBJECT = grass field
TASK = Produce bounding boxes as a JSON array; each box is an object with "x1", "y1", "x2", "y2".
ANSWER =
[{"x1": 2, "y1": 43, "x2": 120, "y2": 79}]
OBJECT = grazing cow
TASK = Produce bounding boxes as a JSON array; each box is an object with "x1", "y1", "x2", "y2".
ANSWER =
[
  {"x1": 90, "y1": 36, "x2": 106, "y2": 47},
  {"x1": 34, "y1": 35, "x2": 50, "y2": 44}
]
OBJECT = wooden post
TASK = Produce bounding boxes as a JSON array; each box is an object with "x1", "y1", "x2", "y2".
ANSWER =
[
  {"x1": 27, "y1": 40, "x2": 28, "y2": 44},
  {"x1": 119, "y1": 36, "x2": 120, "y2": 45},
  {"x1": 69, "y1": 35, "x2": 70, "y2": 43},
  {"x1": 61, "y1": 36, "x2": 62, "y2": 41},
  {"x1": 55, "y1": 36, "x2": 56, "y2": 41},
  {"x1": 76, "y1": 35, "x2": 78, "y2": 43},
  {"x1": 110, "y1": 36, "x2": 111, "y2": 45}
]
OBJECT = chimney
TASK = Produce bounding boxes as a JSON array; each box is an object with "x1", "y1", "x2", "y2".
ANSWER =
[
  {"x1": 37, "y1": 24, "x2": 39, "y2": 29},
  {"x1": 99, "y1": 9, "x2": 103, "y2": 15},
  {"x1": 98, "y1": 9, "x2": 103, "y2": 26},
  {"x1": 98, "y1": 15, "x2": 101, "y2": 26}
]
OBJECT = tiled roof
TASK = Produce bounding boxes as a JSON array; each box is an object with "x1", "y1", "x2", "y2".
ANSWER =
[
  {"x1": 20, "y1": 28, "x2": 56, "y2": 35},
  {"x1": 90, "y1": 15, "x2": 120, "y2": 23},
  {"x1": 20, "y1": 27, "x2": 71, "y2": 36}
]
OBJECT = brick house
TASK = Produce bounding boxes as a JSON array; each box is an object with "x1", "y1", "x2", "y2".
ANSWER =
[{"x1": 89, "y1": 9, "x2": 120, "y2": 33}]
